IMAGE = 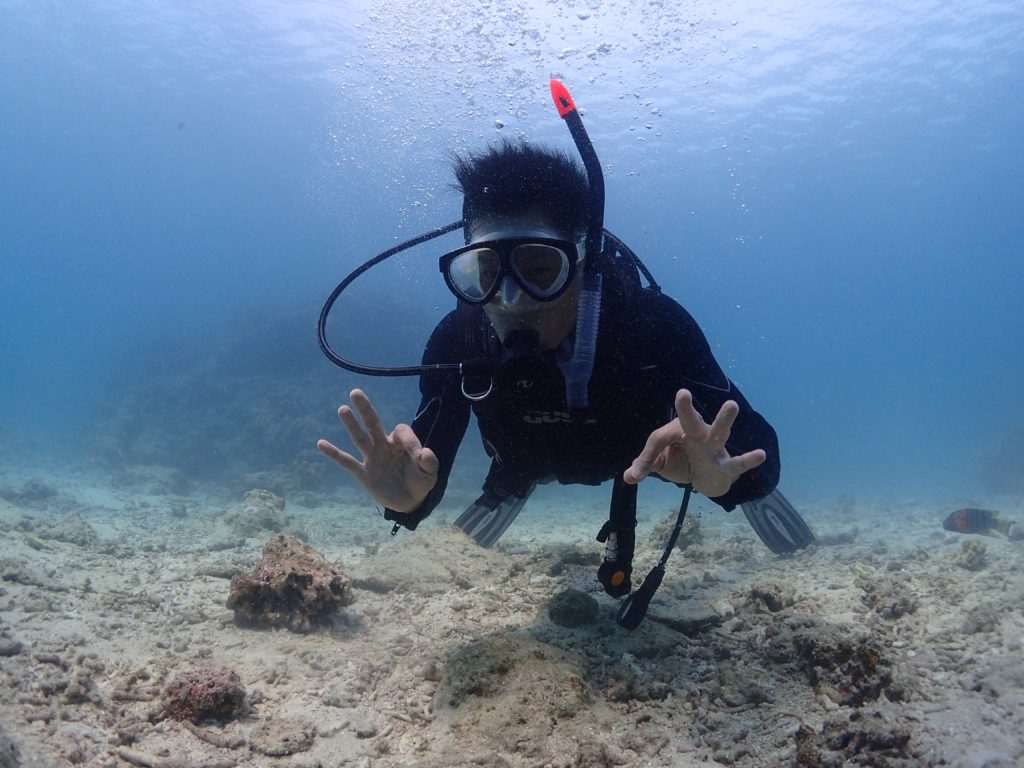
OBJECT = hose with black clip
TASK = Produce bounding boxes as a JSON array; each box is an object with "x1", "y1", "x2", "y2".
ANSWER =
[{"x1": 616, "y1": 486, "x2": 693, "y2": 630}]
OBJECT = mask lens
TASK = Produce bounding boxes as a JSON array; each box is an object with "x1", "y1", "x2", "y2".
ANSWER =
[
  {"x1": 447, "y1": 248, "x2": 501, "y2": 302},
  {"x1": 510, "y1": 244, "x2": 571, "y2": 297}
]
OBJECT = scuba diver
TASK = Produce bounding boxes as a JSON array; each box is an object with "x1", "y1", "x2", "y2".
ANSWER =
[{"x1": 317, "y1": 81, "x2": 813, "y2": 628}]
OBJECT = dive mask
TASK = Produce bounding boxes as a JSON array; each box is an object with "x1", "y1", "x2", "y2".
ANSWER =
[{"x1": 440, "y1": 237, "x2": 581, "y2": 306}]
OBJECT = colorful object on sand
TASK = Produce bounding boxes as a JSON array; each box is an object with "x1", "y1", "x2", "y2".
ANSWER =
[{"x1": 942, "y1": 508, "x2": 1021, "y2": 539}]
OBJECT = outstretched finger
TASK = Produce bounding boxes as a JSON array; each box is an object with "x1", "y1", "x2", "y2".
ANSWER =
[
  {"x1": 674, "y1": 389, "x2": 710, "y2": 441},
  {"x1": 316, "y1": 439, "x2": 363, "y2": 475},
  {"x1": 338, "y1": 404, "x2": 372, "y2": 454},
  {"x1": 724, "y1": 448, "x2": 766, "y2": 480},
  {"x1": 350, "y1": 389, "x2": 389, "y2": 444},
  {"x1": 623, "y1": 422, "x2": 677, "y2": 484},
  {"x1": 707, "y1": 400, "x2": 740, "y2": 452}
]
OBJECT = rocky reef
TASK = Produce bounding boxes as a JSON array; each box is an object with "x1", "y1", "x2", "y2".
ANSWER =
[{"x1": 82, "y1": 301, "x2": 426, "y2": 491}]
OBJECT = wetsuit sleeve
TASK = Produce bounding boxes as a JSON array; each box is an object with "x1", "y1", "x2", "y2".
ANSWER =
[
  {"x1": 383, "y1": 312, "x2": 471, "y2": 531},
  {"x1": 648, "y1": 293, "x2": 780, "y2": 510}
]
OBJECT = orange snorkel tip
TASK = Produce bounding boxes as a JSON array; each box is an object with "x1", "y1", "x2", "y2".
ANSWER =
[{"x1": 549, "y1": 78, "x2": 576, "y2": 118}]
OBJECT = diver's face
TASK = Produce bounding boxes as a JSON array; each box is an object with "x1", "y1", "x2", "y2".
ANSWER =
[{"x1": 466, "y1": 214, "x2": 583, "y2": 350}]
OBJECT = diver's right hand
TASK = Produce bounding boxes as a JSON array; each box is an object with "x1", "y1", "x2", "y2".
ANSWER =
[{"x1": 317, "y1": 389, "x2": 438, "y2": 514}]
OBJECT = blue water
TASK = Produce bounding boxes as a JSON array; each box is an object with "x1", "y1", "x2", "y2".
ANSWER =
[{"x1": 1, "y1": 0, "x2": 1021, "y2": 501}]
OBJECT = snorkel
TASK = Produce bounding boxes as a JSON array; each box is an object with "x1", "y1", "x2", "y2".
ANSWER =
[{"x1": 549, "y1": 79, "x2": 603, "y2": 410}]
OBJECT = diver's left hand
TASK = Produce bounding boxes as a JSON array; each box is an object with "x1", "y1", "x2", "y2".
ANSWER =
[{"x1": 623, "y1": 389, "x2": 766, "y2": 497}]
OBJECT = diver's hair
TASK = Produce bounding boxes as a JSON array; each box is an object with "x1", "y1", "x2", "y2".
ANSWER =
[{"x1": 451, "y1": 140, "x2": 589, "y2": 239}]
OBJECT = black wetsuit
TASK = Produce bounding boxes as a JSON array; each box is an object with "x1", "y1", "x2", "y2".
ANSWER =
[{"x1": 385, "y1": 278, "x2": 780, "y2": 531}]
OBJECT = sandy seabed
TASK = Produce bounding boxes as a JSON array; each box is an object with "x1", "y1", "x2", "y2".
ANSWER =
[{"x1": 1, "y1": 464, "x2": 1022, "y2": 768}]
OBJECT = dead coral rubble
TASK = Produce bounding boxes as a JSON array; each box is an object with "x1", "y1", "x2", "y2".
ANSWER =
[
  {"x1": 163, "y1": 666, "x2": 247, "y2": 723},
  {"x1": 792, "y1": 625, "x2": 899, "y2": 707},
  {"x1": 434, "y1": 633, "x2": 594, "y2": 756},
  {"x1": 951, "y1": 539, "x2": 988, "y2": 571},
  {"x1": 859, "y1": 575, "x2": 918, "y2": 620},
  {"x1": 795, "y1": 707, "x2": 914, "y2": 767},
  {"x1": 249, "y1": 717, "x2": 316, "y2": 756},
  {"x1": 0, "y1": 723, "x2": 20, "y2": 768},
  {"x1": 750, "y1": 581, "x2": 796, "y2": 613},
  {"x1": 226, "y1": 533, "x2": 351, "y2": 632}
]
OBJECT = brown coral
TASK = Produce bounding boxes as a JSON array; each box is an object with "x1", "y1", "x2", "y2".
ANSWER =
[
  {"x1": 793, "y1": 627, "x2": 897, "y2": 706},
  {"x1": 164, "y1": 666, "x2": 246, "y2": 723},
  {"x1": 795, "y1": 708, "x2": 913, "y2": 766},
  {"x1": 227, "y1": 533, "x2": 351, "y2": 632}
]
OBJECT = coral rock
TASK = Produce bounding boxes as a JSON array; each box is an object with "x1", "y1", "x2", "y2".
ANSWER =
[
  {"x1": 859, "y1": 575, "x2": 918, "y2": 620},
  {"x1": 649, "y1": 510, "x2": 702, "y2": 550},
  {"x1": 547, "y1": 588, "x2": 600, "y2": 628},
  {"x1": 0, "y1": 638, "x2": 24, "y2": 658},
  {"x1": 250, "y1": 717, "x2": 316, "y2": 756},
  {"x1": 219, "y1": 489, "x2": 292, "y2": 539},
  {"x1": 793, "y1": 626, "x2": 896, "y2": 706},
  {"x1": 227, "y1": 534, "x2": 351, "y2": 632},
  {"x1": 751, "y1": 581, "x2": 795, "y2": 612},
  {"x1": 34, "y1": 511, "x2": 99, "y2": 547},
  {"x1": 951, "y1": 539, "x2": 988, "y2": 571},
  {"x1": 164, "y1": 666, "x2": 246, "y2": 723},
  {"x1": 795, "y1": 708, "x2": 912, "y2": 766},
  {"x1": 0, "y1": 478, "x2": 58, "y2": 505}
]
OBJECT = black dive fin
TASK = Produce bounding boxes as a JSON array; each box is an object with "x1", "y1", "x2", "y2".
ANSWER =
[
  {"x1": 454, "y1": 483, "x2": 537, "y2": 548},
  {"x1": 740, "y1": 489, "x2": 815, "y2": 554}
]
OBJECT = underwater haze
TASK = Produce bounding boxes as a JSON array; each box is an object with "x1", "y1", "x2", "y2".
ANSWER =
[{"x1": 2, "y1": 0, "x2": 1023, "y2": 502}]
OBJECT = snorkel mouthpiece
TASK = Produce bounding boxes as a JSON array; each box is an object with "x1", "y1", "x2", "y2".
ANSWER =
[
  {"x1": 496, "y1": 329, "x2": 555, "y2": 397},
  {"x1": 549, "y1": 79, "x2": 604, "y2": 409}
]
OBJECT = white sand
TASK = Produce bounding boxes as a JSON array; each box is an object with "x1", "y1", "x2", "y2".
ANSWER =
[{"x1": 1, "y1": 462, "x2": 1022, "y2": 767}]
